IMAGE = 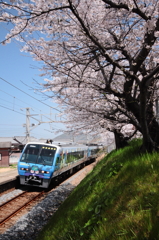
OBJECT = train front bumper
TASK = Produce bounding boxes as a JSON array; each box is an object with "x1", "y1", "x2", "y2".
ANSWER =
[
  {"x1": 19, "y1": 175, "x2": 51, "y2": 188},
  {"x1": 18, "y1": 167, "x2": 53, "y2": 188}
]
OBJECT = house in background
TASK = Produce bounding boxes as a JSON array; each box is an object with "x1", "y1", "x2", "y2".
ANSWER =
[
  {"x1": 0, "y1": 136, "x2": 38, "y2": 166},
  {"x1": 0, "y1": 142, "x2": 11, "y2": 167},
  {"x1": 0, "y1": 136, "x2": 48, "y2": 166}
]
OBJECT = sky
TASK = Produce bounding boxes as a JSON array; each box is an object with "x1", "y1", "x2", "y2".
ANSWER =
[{"x1": 0, "y1": 23, "x2": 66, "y2": 140}]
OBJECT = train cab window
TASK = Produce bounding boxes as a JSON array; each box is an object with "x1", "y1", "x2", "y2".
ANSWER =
[
  {"x1": 20, "y1": 144, "x2": 56, "y2": 165},
  {"x1": 38, "y1": 148, "x2": 56, "y2": 166},
  {"x1": 21, "y1": 145, "x2": 39, "y2": 163}
]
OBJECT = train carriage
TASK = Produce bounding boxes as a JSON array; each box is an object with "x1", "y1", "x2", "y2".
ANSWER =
[{"x1": 17, "y1": 142, "x2": 100, "y2": 188}]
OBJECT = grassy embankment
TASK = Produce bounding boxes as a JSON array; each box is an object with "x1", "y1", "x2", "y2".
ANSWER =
[{"x1": 37, "y1": 139, "x2": 159, "y2": 240}]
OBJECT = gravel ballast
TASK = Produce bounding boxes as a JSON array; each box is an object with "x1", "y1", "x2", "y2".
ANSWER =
[{"x1": 0, "y1": 182, "x2": 75, "y2": 240}]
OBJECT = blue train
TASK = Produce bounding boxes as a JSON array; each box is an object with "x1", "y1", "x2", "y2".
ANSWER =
[{"x1": 17, "y1": 142, "x2": 101, "y2": 188}]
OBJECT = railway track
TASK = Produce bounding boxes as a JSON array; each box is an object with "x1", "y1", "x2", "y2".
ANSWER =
[
  {"x1": 0, "y1": 190, "x2": 45, "y2": 233},
  {"x1": 0, "y1": 168, "x2": 76, "y2": 234}
]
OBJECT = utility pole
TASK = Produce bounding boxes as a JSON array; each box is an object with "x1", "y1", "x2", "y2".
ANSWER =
[{"x1": 23, "y1": 108, "x2": 55, "y2": 143}]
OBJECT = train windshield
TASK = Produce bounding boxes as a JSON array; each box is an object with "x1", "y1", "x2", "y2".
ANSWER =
[{"x1": 20, "y1": 144, "x2": 57, "y2": 166}]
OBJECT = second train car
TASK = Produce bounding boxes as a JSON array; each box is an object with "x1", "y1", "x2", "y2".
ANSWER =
[{"x1": 17, "y1": 142, "x2": 100, "y2": 188}]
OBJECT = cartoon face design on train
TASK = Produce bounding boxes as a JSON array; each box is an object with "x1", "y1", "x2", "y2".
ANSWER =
[
  {"x1": 30, "y1": 165, "x2": 40, "y2": 174},
  {"x1": 22, "y1": 164, "x2": 51, "y2": 177},
  {"x1": 23, "y1": 165, "x2": 44, "y2": 176}
]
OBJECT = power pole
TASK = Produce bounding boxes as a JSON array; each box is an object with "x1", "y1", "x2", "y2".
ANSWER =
[{"x1": 23, "y1": 108, "x2": 54, "y2": 143}]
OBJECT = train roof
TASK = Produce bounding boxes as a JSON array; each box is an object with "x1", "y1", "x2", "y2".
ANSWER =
[{"x1": 24, "y1": 142, "x2": 99, "y2": 150}]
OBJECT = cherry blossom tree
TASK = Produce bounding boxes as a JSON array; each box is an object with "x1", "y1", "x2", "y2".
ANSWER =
[
  {"x1": 1, "y1": 0, "x2": 159, "y2": 151},
  {"x1": 48, "y1": 77, "x2": 139, "y2": 149}
]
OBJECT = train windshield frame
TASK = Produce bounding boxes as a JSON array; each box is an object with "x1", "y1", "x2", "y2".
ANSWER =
[{"x1": 20, "y1": 144, "x2": 57, "y2": 166}]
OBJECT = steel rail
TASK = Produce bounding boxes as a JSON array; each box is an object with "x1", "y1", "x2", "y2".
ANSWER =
[{"x1": 0, "y1": 191, "x2": 44, "y2": 226}]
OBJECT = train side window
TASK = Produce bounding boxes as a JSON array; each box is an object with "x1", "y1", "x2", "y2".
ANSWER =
[
  {"x1": 55, "y1": 157, "x2": 61, "y2": 166},
  {"x1": 66, "y1": 150, "x2": 84, "y2": 163}
]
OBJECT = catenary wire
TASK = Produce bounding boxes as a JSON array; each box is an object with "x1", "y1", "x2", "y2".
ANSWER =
[
  {"x1": 0, "y1": 76, "x2": 61, "y2": 112},
  {"x1": 0, "y1": 89, "x2": 57, "y2": 117},
  {"x1": 0, "y1": 92, "x2": 57, "y2": 123},
  {"x1": 0, "y1": 89, "x2": 44, "y2": 112},
  {"x1": 0, "y1": 77, "x2": 67, "y2": 135},
  {"x1": 0, "y1": 104, "x2": 26, "y2": 116},
  {"x1": 0, "y1": 77, "x2": 64, "y2": 123},
  {"x1": 0, "y1": 97, "x2": 25, "y2": 110}
]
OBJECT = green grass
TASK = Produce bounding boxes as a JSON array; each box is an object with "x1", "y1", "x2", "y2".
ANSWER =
[
  {"x1": 36, "y1": 139, "x2": 159, "y2": 240},
  {"x1": 0, "y1": 164, "x2": 17, "y2": 169},
  {"x1": 9, "y1": 164, "x2": 17, "y2": 169}
]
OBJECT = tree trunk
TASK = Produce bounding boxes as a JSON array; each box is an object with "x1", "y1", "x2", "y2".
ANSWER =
[
  {"x1": 114, "y1": 129, "x2": 128, "y2": 150},
  {"x1": 140, "y1": 79, "x2": 159, "y2": 152}
]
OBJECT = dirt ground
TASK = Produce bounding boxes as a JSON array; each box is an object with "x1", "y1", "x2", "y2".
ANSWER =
[{"x1": 0, "y1": 167, "x2": 17, "y2": 172}]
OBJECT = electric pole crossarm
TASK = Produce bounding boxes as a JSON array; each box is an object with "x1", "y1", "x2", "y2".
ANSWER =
[{"x1": 23, "y1": 108, "x2": 58, "y2": 143}]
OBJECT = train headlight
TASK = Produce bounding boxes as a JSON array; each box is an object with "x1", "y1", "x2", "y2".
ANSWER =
[
  {"x1": 30, "y1": 170, "x2": 34, "y2": 173},
  {"x1": 41, "y1": 170, "x2": 49, "y2": 174},
  {"x1": 20, "y1": 167, "x2": 29, "y2": 171},
  {"x1": 35, "y1": 171, "x2": 39, "y2": 174}
]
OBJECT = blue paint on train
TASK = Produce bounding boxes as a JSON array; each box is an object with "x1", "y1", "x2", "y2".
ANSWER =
[{"x1": 17, "y1": 142, "x2": 100, "y2": 188}]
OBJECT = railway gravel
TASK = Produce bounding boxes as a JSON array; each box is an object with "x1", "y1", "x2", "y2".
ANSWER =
[
  {"x1": 0, "y1": 189, "x2": 24, "y2": 205},
  {"x1": 0, "y1": 182, "x2": 74, "y2": 240}
]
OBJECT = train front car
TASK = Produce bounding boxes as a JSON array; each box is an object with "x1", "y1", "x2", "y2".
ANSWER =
[{"x1": 17, "y1": 142, "x2": 60, "y2": 188}]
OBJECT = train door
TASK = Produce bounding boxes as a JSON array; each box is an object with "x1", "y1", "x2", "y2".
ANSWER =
[
  {"x1": 87, "y1": 147, "x2": 91, "y2": 157},
  {"x1": 54, "y1": 151, "x2": 63, "y2": 170}
]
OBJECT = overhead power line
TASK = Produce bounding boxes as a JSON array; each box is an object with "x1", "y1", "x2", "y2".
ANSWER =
[
  {"x1": 0, "y1": 76, "x2": 61, "y2": 112},
  {"x1": 0, "y1": 89, "x2": 59, "y2": 123},
  {"x1": 0, "y1": 104, "x2": 25, "y2": 116},
  {"x1": 0, "y1": 102, "x2": 57, "y2": 124},
  {"x1": 0, "y1": 96, "x2": 24, "y2": 110},
  {"x1": 0, "y1": 89, "x2": 43, "y2": 112}
]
